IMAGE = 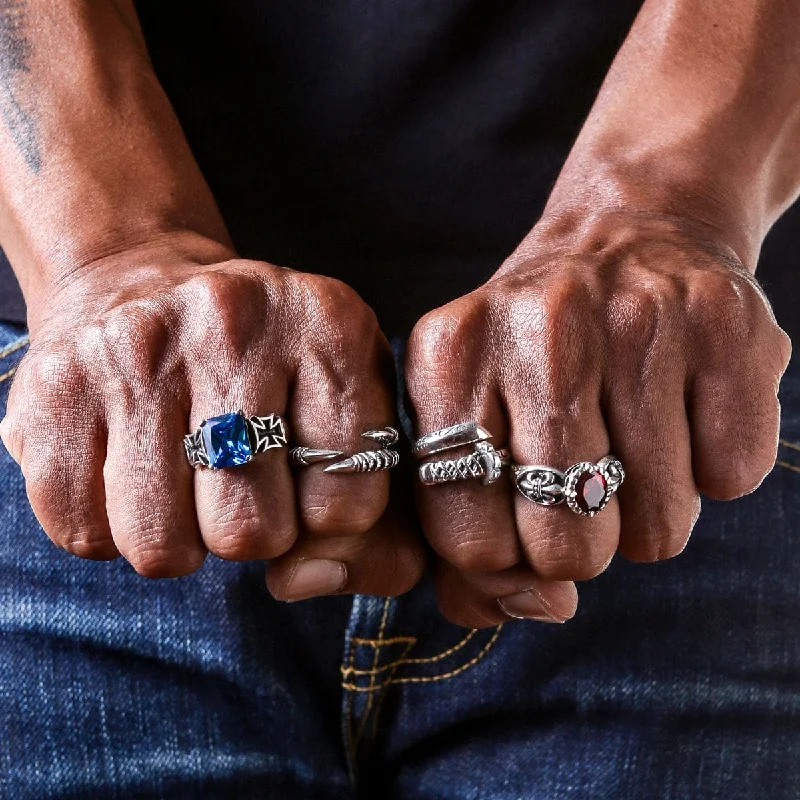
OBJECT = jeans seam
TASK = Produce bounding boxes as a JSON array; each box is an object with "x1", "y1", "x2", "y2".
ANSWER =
[
  {"x1": 0, "y1": 366, "x2": 17, "y2": 384},
  {"x1": 341, "y1": 629, "x2": 479, "y2": 677},
  {"x1": 352, "y1": 597, "x2": 391, "y2": 754},
  {"x1": 0, "y1": 336, "x2": 29, "y2": 361},
  {"x1": 341, "y1": 625, "x2": 504, "y2": 691},
  {"x1": 777, "y1": 440, "x2": 800, "y2": 473}
]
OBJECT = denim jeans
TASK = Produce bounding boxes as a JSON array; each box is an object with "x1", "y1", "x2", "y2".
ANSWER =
[{"x1": 1, "y1": 319, "x2": 798, "y2": 800}]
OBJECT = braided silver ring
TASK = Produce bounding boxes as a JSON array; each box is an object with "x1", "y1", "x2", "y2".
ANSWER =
[{"x1": 419, "y1": 441, "x2": 510, "y2": 486}]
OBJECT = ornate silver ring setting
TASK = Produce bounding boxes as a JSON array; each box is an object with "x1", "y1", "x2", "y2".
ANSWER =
[
  {"x1": 184, "y1": 411, "x2": 287, "y2": 469},
  {"x1": 513, "y1": 455, "x2": 625, "y2": 516},
  {"x1": 289, "y1": 427, "x2": 400, "y2": 475}
]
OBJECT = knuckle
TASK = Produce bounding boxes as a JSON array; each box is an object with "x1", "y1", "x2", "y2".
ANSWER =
[
  {"x1": 206, "y1": 517, "x2": 294, "y2": 561},
  {"x1": 762, "y1": 322, "x2": 793, "y2": 377},
  {"x1": 302, "y1": 492, "x2": 384, "y2": 537},
  {"x1": 526, "y1": 276, "x2": 588, "y2": 340},
  {"x1": 182, "y1": 270, "x2": 261, "y2": 359},
  {"x1": 701, "y1": 454, "x2": 772, "y2": 500},
  {"x1": 22, "y1": 455, "x2": 63, "y2": 503},
  {"x1": 408, "y1": 300, "x2": 486, "y2": 373},
  {"x1": 532, "y1": 548, "x2": 610, "y2": 582},
  {"x1": 304, "y1": 275, "x2": 368, "y2": 323},
  {"x1": 446, "y1": 536, "x2": 519, "y2": 573},
  {"x1": 128, "y1": 542, "x2": 204, "y2": 579},
  {"x1": 60, "y1": 531, "x2": 117, "y2": 561},
  {"x1": 689, "y1": 272, "x2": 751, "y2": 348},
  {"x1": 27, "y1": 350, "x2": 85, "y2": 411},
  {"x1": 623, "y1": 497, "x2": 700, "y2": 562},
  {"x1": 524, "y1": 522, "x2": 613, "y2": 581},
  {"x1": 606, "y1": 286, "x2": 664, "y2": 344}
]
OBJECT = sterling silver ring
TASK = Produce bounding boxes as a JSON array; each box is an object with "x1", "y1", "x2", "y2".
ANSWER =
[
  {"x1": 184, "y1": 411, "x2": 287, "y2": 469},
  {"x1": 513, "y1": 455, "x2": 625, "y2": 516},
  {"x1": 289, "y1": 427, "x2": 400, "y2": 475},
  {"x1": 419, "y1": 441, "x2": 510, "y2": 486},
  {"x1": 412, "y1": 422, "x2": 492, "y2": 459}
]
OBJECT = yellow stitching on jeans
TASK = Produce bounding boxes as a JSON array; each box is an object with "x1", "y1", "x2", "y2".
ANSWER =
[
  {"x1": 351, "y1": 635, "x2": 416, "y2": 646},
  {"x1": 779, "y1": 439, "x2": 800, "y2": 453},
  {"x1": 341, "y1": 629, "x2": 479, "y2": 676},
  {"x1": 0, "y1": 366, "x2": 17, "y2": 384},
  {"x1": 341, "y1": 625, "x2": 503, "y2": 691},
  {"x1": 777, "y1": 459, "x2": 800, "y2": 474},
  {"x1": 353, "y1": 598, "x2": 391, "y2": 752},
  {"x1": 0, "y1": 337, "x2": 28, "y2": 361}
]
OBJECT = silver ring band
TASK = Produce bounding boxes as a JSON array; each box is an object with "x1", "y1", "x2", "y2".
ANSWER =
[{"x1": 412, "y1": 422, "x2": 492, "y2": 459}]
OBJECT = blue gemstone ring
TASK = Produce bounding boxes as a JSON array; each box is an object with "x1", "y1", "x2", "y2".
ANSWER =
[{"x1": 184, "y1": 411, "x2": 287, "y2": 469}]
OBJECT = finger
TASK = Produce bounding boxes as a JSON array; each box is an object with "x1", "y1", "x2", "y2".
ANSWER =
[
  {"x1": 503, "y1": 336, "x2": 619, "y2": 582},
  {"x1": 191, "y1": 382, "x2": 297, "y2": 562},
  {"x1": 105, "y1": 381, "x2": 206, "y2": 577},
  {"x1": 4, "y1": 352, "x2": 118, "y2": 560},
  {"x1": 179, "y1": 271, "x2": 298, "y2": 561},
  {"x1": 405, "y1": 309, "x2": 522, "y2": 573},
  {"x1": 290, "y1": 280, "x2": 396, "y2": 538},
  {"x1": 606, "y1": 358, "x2": 700, "y2": 563},
  {"x1": 691, "y1": 366, "x2": 784, "y2": 501},
  {"x1": 434, "y1": 559, "x2": 579, "y2": 628},
  {"x1": 688, "y1": 274, "x2": 792, "y2": 499},
  {"x1": 266, "y1": 488, "x2": 426, "y2": 600}
]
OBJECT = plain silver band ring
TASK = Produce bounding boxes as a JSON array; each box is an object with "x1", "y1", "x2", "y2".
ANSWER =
[{"x1": 412, "y1": 421, "x2": 492, "y2": 459}]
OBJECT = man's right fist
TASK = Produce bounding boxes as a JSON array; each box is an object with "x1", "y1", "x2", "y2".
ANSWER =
[{"x1": 1, "y1": 233, "x2": 423, "y2": 598}]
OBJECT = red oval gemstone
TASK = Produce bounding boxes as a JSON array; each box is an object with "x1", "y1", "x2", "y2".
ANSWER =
[{"x1": 575, "y1": 472, "x2": 607, "y2": 513}]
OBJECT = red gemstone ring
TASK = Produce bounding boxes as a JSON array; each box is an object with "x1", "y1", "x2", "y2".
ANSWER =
[{"x1": 513, "y1": 456, "x2": 624, "y2": 516}]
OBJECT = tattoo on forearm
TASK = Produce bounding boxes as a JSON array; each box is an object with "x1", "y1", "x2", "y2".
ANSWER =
[{"x1": 0, "y1": 1, "x2": 40, "y2": 172}]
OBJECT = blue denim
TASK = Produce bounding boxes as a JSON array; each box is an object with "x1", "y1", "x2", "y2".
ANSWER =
[{"x1": 1, "y1": 319, "x2": 799, "y2": 799}]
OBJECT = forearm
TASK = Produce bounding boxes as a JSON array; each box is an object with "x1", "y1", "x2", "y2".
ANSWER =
[
  {"x1": 0, "y1": 0, "x2": 230, "y2": 307},
  {"x1": 542, "y1": 0, "x2": 800, "y2": 270}
]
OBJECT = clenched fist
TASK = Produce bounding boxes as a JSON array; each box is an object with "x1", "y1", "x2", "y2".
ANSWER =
[
  {"x1": 1, "y1": 234, "x2": 423, "y2": 598},
  {"x1": 406, "y1": 211, "x2": 791, "y2": 628}
]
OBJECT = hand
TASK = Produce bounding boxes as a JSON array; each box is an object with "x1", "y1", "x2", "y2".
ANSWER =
[
  {"x1": 405, "y1": 210, "x2": 791, "y2": 628},
  {"x1": 1, "y1": 233, "x2": 424, "y2": 597}
]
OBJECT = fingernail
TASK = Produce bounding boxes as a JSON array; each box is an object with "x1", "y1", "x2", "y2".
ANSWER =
[
  {"x1": 284, "y1": 559, "x2": 347, "y2": 601},
  {"x1": 497, "y1": 584, "x2": 577, "y2": 623}
]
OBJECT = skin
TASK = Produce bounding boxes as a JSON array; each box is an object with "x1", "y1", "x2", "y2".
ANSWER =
[
  {"x1": 0, "y1": 1, "x2": 796, "y2": 626},
  {"x1": 0, "y1": 1, "x2": 424, "y2": 599},
  {"x1": 405, "y1": 0, "x2": 798, "y2": 626}
]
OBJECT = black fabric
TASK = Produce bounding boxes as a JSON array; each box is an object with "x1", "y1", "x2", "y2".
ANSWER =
[{"x1": 0, "y1": 1, "x2": 797, "y2": 339}]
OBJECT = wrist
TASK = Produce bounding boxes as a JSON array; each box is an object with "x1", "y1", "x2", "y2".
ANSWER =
[
  {"x1": 22, "y1": 230, "x2": 237, "y2": 335},
  {"x1": 538, "y1": 152, "x2": 761, "y2": 271}
]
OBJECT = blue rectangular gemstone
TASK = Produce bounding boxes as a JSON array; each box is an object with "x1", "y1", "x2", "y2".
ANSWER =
[{"x1": 200, "y1": 412, "x2": 253, "y2": 468}]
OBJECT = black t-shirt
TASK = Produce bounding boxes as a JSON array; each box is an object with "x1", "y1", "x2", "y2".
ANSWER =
[{"x1": 1, "y1": 1, "x2": 797, "y2": 338}]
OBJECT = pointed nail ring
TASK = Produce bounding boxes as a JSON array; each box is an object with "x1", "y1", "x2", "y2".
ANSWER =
[
  {"x1": 288, "y1": 447, "x2": 344, "y2": 467},
  {"x1": 289, "y1": 428, "x2": 400, "y2": 475}
]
